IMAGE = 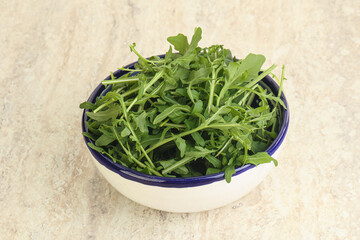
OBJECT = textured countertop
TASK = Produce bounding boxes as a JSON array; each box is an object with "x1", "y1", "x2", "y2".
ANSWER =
[{"x1": 1, "y1": 0, "x2": 359, "y2": 239}]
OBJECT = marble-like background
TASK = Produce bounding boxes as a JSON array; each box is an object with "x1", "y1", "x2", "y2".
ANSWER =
[{"x1": 1, "y1": 0, "x2": 359, "y2": 239}]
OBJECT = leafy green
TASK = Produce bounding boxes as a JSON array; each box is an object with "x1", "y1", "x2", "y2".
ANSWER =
[
  {"x1": 175, "y1": 136, "x2": 187, "y2": 157},
  {"x1": 167, "y1": 33, "x2": 189, "y2": 55},
  {"x1": 245, "y1": 152, "x2": 278, "y2": 166},
  {"x1": 153, "y1": 105, "x2": 191, "y2": 125},
  {"x1": 224, "y1": 165, "x2": 236, "y2": 183},
  {"x1": 80, "y1": 27, "x2": 286, "y2": 183}
]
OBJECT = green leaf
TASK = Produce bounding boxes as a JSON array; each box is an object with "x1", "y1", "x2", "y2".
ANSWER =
[
  {"x1": 172, "y1": 53, "x2": 196, "y2": 69},
  {"x1": 85, "y1": 120, "x2": 101, "y2": 135},
  {"x1": 88, "y1": 142, "x2": 106, "y2": 153},
  {"x1": 79, "y1": 101, "x2": 96, "y2": 110},
  {"x1": 167, "y1": 27, "x2": 201, "y2": 56},
  {"x1": 82, "y1": 132, "x2": 96, "y2": 141},
  {"x1": 247, "y1": 106, "x2": 269, "y2": 116},
  {"x1": 153, "y1": 104, "x2": 191, "y2": 125},
  {"x1": 169, "y1": 109, "x2": 188, "y2": 124},
  {"x1": 138, "y1": 111, "x2": 148, "y2": 133},
  {"x1": 185, "y1": 146, "x2": 215, "y2": 159},
  {"x1": 246, "y1": 152, "x2": 278, "y2": 166},
  {"x1": 186, "y1": 27, "x2": 202, "y2": 55},
  {"x1": 224, "y1": 164, "x2": 236, "y2": 183},
  {"x1": 191, "y1": 132, "x2": 205, "y2": 146},
  {"x1": 175, "y1": 137, "x2": 187, "y2": 157},
  {"x1": 86, "y1": 104, "x2": 119, "y2": 121},
  {"x1": 240, "y1": 53, "x2": 266, "y2": 81},
  {"x1": 121, "y1": 127, "x2": 131, "y2": 137},
  {"x1": 165, "y1": 46, "x2": 173, "y2": 62},
  {"x1": 167, "y1": 33, "x2": 189, "y2": 55},
  {"x1": 187, "y1": 88, "x2": 200, "y2": 103},
  {"x1": 192, "y1": 100, "x2": 203, "y2": 114},
  {"x1": 95, "y1": 134, "x2": 116, "y2": 146},
  {"x1": 174, "y1": 67, "x2": 190, "y2": 82},
  {"x1": 140, "y1": 134, "x2": 162, "y2": 148},
  {"x1": 163, "y1": 72, "x2": 177, "y2": 86},
  {"x1": 205, "y1": 155, "x2": 222, "y2": 168},
  {"x1": 159, "y1": 159, "x2": 189, "y2": 175},
  {"x1": 226, "y1": 61, "x2": 245, "y2": 83},
  {"x1": 206, "y1": 168, "x2": 222, "y2": 175},
  {"x1": 251, "y1": 141, "x2": 269, "y2": 153}
]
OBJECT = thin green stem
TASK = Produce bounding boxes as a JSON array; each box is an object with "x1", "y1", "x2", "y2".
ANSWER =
[
  {"x1": 144, "y1": 69, "x2": 165, "y2": 92},
  {"x1": 119, "y1": 95, "x2": 156, "y2": 169},
  {"x1": 94, "y1": 100, "x2": 113, "y2": 113},
  {"x1": 162, "y1": 123, "x2": 186, "y2": 128},
  {"x1": 126, "y1": 69, "x2": 164, "y2": 112},
  {"x1": 122, "y1": 86, "x2": 140, "y2": 98},
  {"x1": 118, "y1": 67, "x2": 143, "y2": 72},
  {"x1": 271, "y1": 65, "x2": 285, "y2": 133},
  {"x1": 204, "y1": 123, "x2": 241, "y2": 129},
  {"x1": 112, "y1": 126, "x2": 162, "y2": 176},
  {"x1": 162, "y1": 156, "x2": 194, "y2": 175},
  {"x1": 143, "y1": 125, "x2": 206, "y2": 156},
  {"x1": 140, "y1": 122, "x2": 238, "y2": 161},
  {"x1": 244, "y1": 64, "x2": 277, "y2": 88},
  {"x1": 129, "y1": 44, "x2": 153, "y2": 69},
  {"x1": 246, "y1": 92, "x2": 255, "y2": 106},
  {"x1": 102, "y1": 77, "x2": 139, "y2": 85},
  {"x1": 127, "y1": 121, "x2": 156, "y2": 169},
  {"x1": 207, "y1": 67, "x2": 216, "y2": 114},
  {"x1": 115, "y1": 86, "x2": 125, "y2": 93},
  {"x1": 215, "y1": 136, "x2": 233, "y2": 157},
  {"x1": 277, "y1": 65, "x2": 285, "y2": 98}
]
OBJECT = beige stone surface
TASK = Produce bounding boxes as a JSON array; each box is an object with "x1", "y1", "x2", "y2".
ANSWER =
[{"x1": 1, "y1": 0, "x2": 360, "y2": 239}]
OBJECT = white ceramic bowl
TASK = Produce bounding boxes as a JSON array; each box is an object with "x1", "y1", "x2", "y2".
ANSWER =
[{"x1": 82, "y1": 58, "x2": 289, "y2": 213}]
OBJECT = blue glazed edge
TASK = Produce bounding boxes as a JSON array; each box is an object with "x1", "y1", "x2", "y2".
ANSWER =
[{"x1": 81, "y1": 56, "x2": 290, "y2": 188}]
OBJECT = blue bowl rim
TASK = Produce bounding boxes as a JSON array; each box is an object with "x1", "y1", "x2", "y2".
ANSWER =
[{"x1": 81, "y1": 55, "x2": 290, "y2": 188}]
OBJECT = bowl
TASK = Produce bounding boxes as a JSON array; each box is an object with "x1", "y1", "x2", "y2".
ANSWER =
[{"x1": 81, "y1": 56, "x2": 289, "y2": 213}]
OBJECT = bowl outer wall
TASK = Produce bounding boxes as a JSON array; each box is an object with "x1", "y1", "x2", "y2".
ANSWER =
[
  {"x1": 81, "y1": 55, "x2": 290, "y2": 188},
  {"x1": 92, "y1": 153, "x2": 278, "y2": 212}
]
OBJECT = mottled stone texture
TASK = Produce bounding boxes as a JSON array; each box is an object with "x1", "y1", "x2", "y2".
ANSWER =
[{"x1": 0, "y1": 0, "x2": 359, "y2": 239}]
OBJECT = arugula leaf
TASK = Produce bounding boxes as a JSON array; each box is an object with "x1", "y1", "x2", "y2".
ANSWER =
[
  {"x1": 206, "y1": 168, "x2": 222, "y2": 175},
  {"x1": 82, "y1": 132, "x2": 96, "y2": 141},
  {"x1": 191, "y1": 132, "x2": 205, "y2": 146},
  {"x1": 205, "y1": 155, "x2": 222, "y2": 168},
  {"x1": 167, "y1": 27, "x2": 202, "y2": 56},
  {"x1": 245, "y1": 152, "x2": 278, "y2": 166},
  {"x1": 186, "y1": 27, "x2": 202, "y2": 55},
  {"x1": 86, "y1": 104, "x2": 119, "y2": 121},
  {"x1": 159, "y1": 159, "x2": 189, "y2": 175},
  {"x1": 251, "y1": 141, "x2": 269, "y2": 153},
  {"x1": 192, "y1": 100, "x2": 203, "y2": 114},
  {"x1": 238, "y1": 53, "x2": 266, "y2": 81},
  {"x1": 167, "y1": 33, "x2": 189, "y2": 55},
  {"x1": 153, "y1": 104, "x2": 191, "y2": 124},
  {"x1": 120, "y1": 127, "x2": 131, "y2": 137},
  {"x1": 224, "y1": 164, "x2": 236, "y2": 183},
  {"x1": 188, "y1": 67, "x2": 211, "y2": 82},
  {"x1": 140, "y1": 134, "x2": 162, "y2": 148},
  {"x1": 137, "y1": 111, "x2": 148, "y2": 133},
  {"x1": 175, "y1": 137, "x2": 187, "y2": 157},
  {"x1": 185, "y1": 146, "x2": 216, "y2": 159},
  {"x1": 95, "y1": 134, "x2": 116, "y2": 146},
  {"x1": 79, "y1": 101, "x2": 97, "y2": 110},
  {"x1": 88, "y1": 142, "x2": 106, "y2": 153}
]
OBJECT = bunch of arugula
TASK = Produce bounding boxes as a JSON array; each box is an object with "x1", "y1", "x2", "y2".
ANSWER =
[{"x1": 80, "y1": 27, "x2": 286, "y2": 183}]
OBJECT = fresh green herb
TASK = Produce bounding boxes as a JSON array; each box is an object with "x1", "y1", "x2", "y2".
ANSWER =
[{"x1": 80, "y1": 27, "x2": 286, "y2": 183}]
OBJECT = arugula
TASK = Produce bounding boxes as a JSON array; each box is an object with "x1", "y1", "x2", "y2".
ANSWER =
[{"x1": 80, "y1": 27, "x2": 286, "y2": 183}]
